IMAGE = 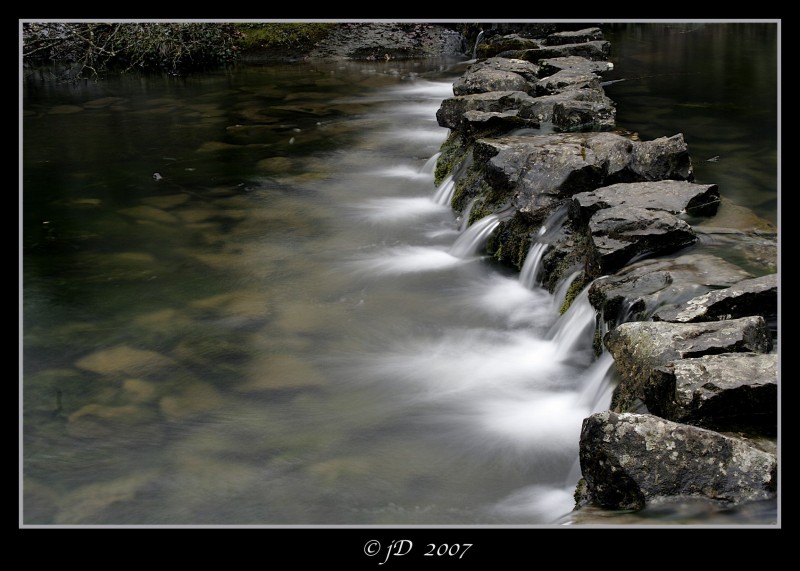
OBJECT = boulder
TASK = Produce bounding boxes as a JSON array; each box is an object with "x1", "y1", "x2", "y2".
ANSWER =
[
  {"x1": 578, "y1": 411, "x2": 777, "y2": 510},
  {"x1": 501, "y1": 41, "x2": 611, "y2": 63},
  {"x1": 573, "y1": 180, "x2": 720, "y2": 220},
  {"x1": 653, "y1": 273, "x2": 778, "y2": 325},
  {"x1": 436, "y1": 90, "x2": 539, "y2": 131},
  {"x1": 587, "y1": 254, "x2": 755, "y2": 323},
  {"x1": 646, "y1": 353, "x2": 778, "y2": 433},
  {"x1": 453, "y1": 57, "x2": 540, "y2": 96},
  {"x1": 604, "y1": 316, "x2": 773, "y2": 413}
]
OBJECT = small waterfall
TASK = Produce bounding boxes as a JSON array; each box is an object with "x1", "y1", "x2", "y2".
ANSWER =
[
  {"x1": 552, "y1": 270, "x2": 581, "y2": 312},
  {"x1": 420, "y1": 152, "x2": 440, "y2": 176},
  {"x1": 449, "y1": 213, "x2": 501, "y2": 258},
  {"x1": 459, "y1": 198, "x2": 479, "y2": 232},
  {"x1": 519, "y1": 204, "x2": 570, "y2": 290},
  {"x1": 472, "y1": 30, "x2": 485, "y2": 60},
  {"x1": 562, "y1": 351, "x2": 618, "y2": 490},
  {"x1": 519, "y1": 242, "x2": 548, "y2": 289},
  {"x1": 433, "y1": 175, "x2": 456, "y2": 206},
  {"x1": 576, "y1": 351, "x2": 616, "y2": 412},
  {"x1": 548, "y1": 286, "x2": 597, "y2": 362}
]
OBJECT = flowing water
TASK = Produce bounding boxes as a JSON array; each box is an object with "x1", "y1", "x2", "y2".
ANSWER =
[{"x1": 21, "y1": 23, "x2": 779, "y2": 527}]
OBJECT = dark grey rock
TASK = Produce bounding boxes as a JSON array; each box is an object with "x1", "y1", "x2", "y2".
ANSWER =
[
  {"x1": 436, "y1": 91, "x2": 538, "y2": 130},
  {"x1": 579, "y1": 411, "x2": 777, "y2": 510},
  {"x1": 652, "y1": 273, "x2": 778, "y2": 324},
  {"x1": 630, "y1": 134, "x2": 694, "y2": 181},
  {"x1": 518, "y1": 88, "x2": 614, "y2": 125},
  {"x1": 453, "y1": 67, "x2": 533, "y2": 96},
  {"x1": 646, "y1": 353, "x2": 778, "y2": 433},
  {"x1": 604, "y1": 316, "x2": 773, "y2": 413},
  {"x1": 475, "y1": 34, "x2": 543, "y2": 58},
  {"x1": 502, "y1": 41, "x2": 611, "y2": 63},
  {"x1": 467, "y1": 56, "x2": 542, "y2": 83},
  {"x1": 587, "y1": 254, "x2": 755, "y2": 323},
  {"x1": 452, "y1": 58, "x2": 540, "y2": 96},
  {"x1": 544, "y1": 27, "x2": 604, "y2": 46},
  {"x1": 573, "y1": 180, "x2": 720, "y2": 220},
  {"x1": 472, "y1": 132, "x2": 693, "y2": 214},
  {"x1": 587, "y1": 206, "x2": 697, "y2": 274},
  {"x1": 536, "y1": 69, "x2": 603, "y2": 95},
  {"x1": 552, "y1": 98, "x2": 616, "y2": 132},
  {"x1": 461, "y1": 109, "x2": 534, "y2": 138},
  {"x1": 537, "y1": 55, "x2": 615, "y2": 77}
]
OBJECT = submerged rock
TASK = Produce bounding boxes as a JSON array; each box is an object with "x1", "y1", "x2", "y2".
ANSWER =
[{"x1": 75, "y1": 345, "x2": 178, "y2": 377}]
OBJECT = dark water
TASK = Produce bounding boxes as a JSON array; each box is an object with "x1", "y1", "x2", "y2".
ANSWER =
[
  {"x1": 21, "y1": 23, "x2": 779, "y2": 528},
  {"x1": 602, "y1": 22, "x2": 778, "y2": 227}
]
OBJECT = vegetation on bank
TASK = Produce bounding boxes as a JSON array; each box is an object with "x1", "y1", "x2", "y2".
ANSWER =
[
  {"x1": 232, "y1": 23, "x2": 335, "y2": 55},
  {"x1": 21, "y1": 22, "x2": 337, "y2": 79}
]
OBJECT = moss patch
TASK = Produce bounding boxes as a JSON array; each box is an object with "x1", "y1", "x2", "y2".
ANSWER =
[
  {"x1": 559, "y1": 271, "x2": 591, "y2": 315},
  {"x1": 487, "y1": 211, "x2": 540, "y2": 270},
  {"x1": 434, "y1": 133, "x2": 470, "y2": 186}
]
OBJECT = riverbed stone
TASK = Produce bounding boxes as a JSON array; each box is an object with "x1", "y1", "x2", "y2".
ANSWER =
[
  {"x1": 122, "y1": 378, "x2": 159, "y2": 404},
  {"x1": 141, "y1": 194, "x2": 191, "y2": 209},
  {"x1": 578, "y1": 411, "x2": 777, "y2": 510},
  {"x1": 118, "y1": 205, "x2": 179, "y2": 224},
  {"x1": 159, "y1": 381, "x2": 223, "y2": 419},
  {"x1": 238, "y1": 353, "x2": 328, "y2": 392},
  {"x1": 75, "y1": 345, "x2": 178, "y2": 377},
  {"x1": 54, "y1": 470, "x2": 160, "y2": 525}
]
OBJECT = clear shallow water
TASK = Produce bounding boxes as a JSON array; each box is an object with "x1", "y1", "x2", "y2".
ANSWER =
[{"x1": 21, "y1": 23, "x2": 778, "y2": 527}]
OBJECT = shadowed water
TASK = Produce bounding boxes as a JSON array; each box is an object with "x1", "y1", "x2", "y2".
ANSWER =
[{"x1": 21, "y1": 23, "x2": 778, "y2": 527}]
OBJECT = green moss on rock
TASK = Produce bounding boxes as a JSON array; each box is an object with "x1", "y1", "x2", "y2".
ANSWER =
[
  {"x1": 434, "y1": 133, "x2": 470, "y2": 186},
  {"x1": 559, "y1": 271, "x2": 591, "y2": 314}
]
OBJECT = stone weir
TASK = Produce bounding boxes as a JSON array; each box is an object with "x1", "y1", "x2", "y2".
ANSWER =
[{"x1": 433, "y1": 27, "x2": 779, "y2": 516}]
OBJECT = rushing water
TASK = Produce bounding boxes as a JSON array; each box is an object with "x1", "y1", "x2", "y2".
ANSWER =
[{"x1": 21, "y1": 23, "x2": 779, "y2": 527}]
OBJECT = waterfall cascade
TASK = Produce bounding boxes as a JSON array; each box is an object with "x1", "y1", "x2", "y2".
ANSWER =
[
  {"x1": 433, "y1": 175, "x2": 456, "y2": 206},
  {"x1": 403, "y1": 147, "x2": 617, "y2": 521},
  {"x1": 472, "y1": 30, "x2": 485, "y2": 60},
  {"x1": 449, "y1": 213, "x2": 502, "y2": 258}
]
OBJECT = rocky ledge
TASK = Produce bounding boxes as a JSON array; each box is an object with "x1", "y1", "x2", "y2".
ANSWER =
[{"x1": 432, "y1": 26, "x2": 778, "y2": 516}]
